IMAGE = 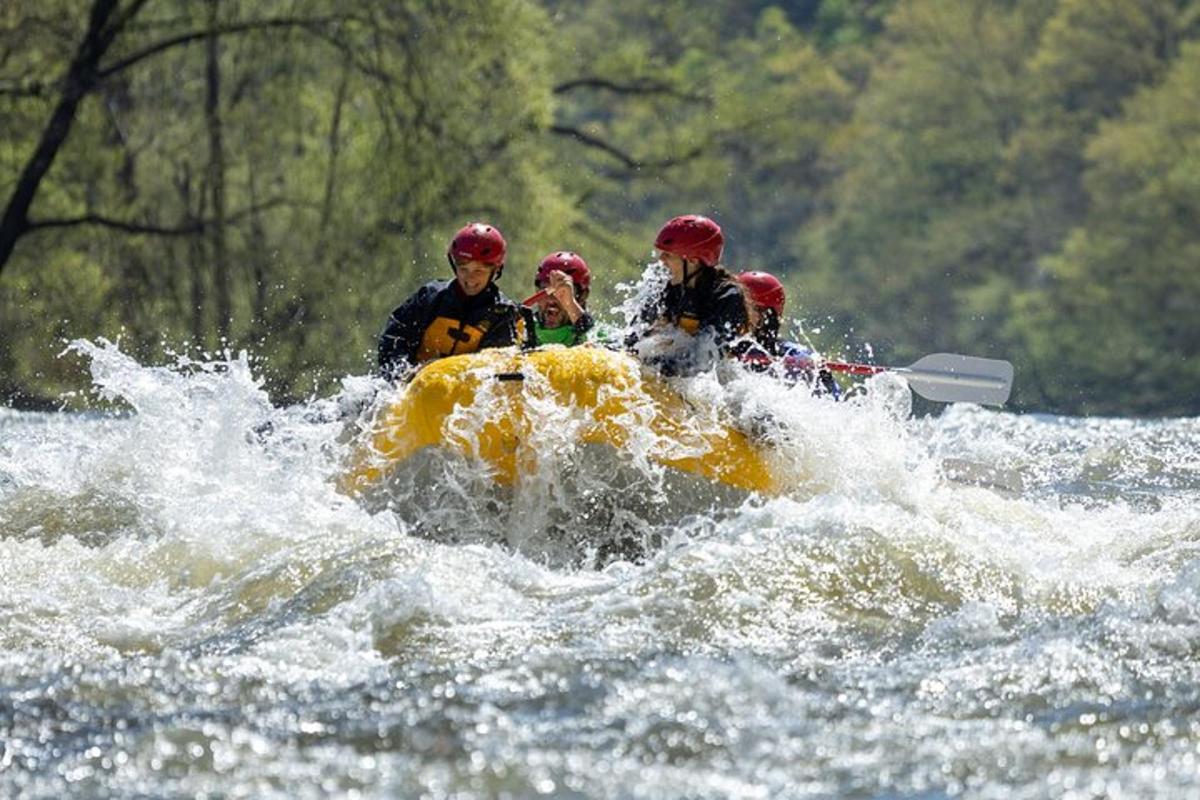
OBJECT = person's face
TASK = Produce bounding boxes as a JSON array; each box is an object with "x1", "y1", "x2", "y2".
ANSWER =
[
  {"x1": 657, "y1": 251, "x2": 687, "y2": 284},
  {"x1": 454, "y1": 260, "x2": 498, "y2": 296},
  {"x1": 538, "y1": 292, "x2": 566, "y2": 327},
  {"x1": 535, "y1": 268, "x2": 583, "y2": 327}
]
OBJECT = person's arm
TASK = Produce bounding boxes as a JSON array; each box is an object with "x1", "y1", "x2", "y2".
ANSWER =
[
  {"x1": 623, "y1": 292, "x2": 664, "y2": 349},
  {"x1": 377, "y1": 286, "x2": 434, "y2": 379},
  {"x1": 545, "y1": 270, "x2": 587, "y2": 325},
  {"x1": 734, "y1": 340, "x2": 774, "y2": 372},
  {"x1": 569, "y1": 311, "x2": 594, "y2": 344},
  {"x1": 478, "y1": 302, "x2": 530, "y2": 350},
  {"x1": 650, "y1": 282, "x2": 749, "y2": 376},
  {"x1": 780, "y1": 343, "x2": 842, "y2": 399}
]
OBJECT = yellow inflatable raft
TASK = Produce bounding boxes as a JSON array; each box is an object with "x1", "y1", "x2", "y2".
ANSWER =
[{"x1": 339, "y1": 347, "x2": 780, "y2": 496}]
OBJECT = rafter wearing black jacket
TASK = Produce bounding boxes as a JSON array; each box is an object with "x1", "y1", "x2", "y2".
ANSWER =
[
  {"x1": 378, "y1": 279, "x2": 531, "y2": 379},
  {"x1": 626, "y1": 268, "x2": 749, "y2": 376}
]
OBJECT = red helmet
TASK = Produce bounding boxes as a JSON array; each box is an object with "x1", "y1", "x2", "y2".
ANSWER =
[
  {"x1": 535, "y1": 251, "x2": 591, "y2": 294},
  {"x1": 738, "y1": 271, "x2": 786, "y2": 315},
  {"x1": 654, "y1": 215, "x2": 724, "y2": 267},
  {"x1": 448, "y1": 222, "x2": 507, "y2": 267}
]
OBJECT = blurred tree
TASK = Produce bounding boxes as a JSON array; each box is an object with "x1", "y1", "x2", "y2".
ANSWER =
[
  {"x1": 540, "y1": 1, "x2": 851, "y2": 331},
  {"x1": 1013, "y1": 0, "x2": 1199, "y2": 264},
  {"x1": 0, "y1": 0, "x2": 569, "y2": 402},
  {"x1": 801, "y1": 0, "x2": 1055, "y2": 367},
  {"x1": 5, "y1": 0, "x2": 1200, "y2": 415},
  {"x1": 1021, "y1": 40, "x2": 1200, "y2": 415}
]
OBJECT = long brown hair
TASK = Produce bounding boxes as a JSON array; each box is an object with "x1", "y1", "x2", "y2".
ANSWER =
[{"x1": 711, "y1": 263, "x2": 754, "y2": 336}]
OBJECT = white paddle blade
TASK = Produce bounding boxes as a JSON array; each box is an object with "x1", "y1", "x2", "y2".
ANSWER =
[{"x1": 901, "y1": 353, "x2": 1014, "y2": 406}]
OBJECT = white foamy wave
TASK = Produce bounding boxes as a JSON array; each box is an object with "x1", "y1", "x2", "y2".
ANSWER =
[{"x1": 6, "y1": 340, "x2": 1200, "y2": 798}]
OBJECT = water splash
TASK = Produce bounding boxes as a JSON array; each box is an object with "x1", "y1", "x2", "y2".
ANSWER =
[{"x1": 4, "y1": 340, "x2": 1200, "y2": 797}]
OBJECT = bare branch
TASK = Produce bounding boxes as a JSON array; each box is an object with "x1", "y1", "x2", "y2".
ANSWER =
[
  {"x1": 96, "y1": 15, "x2": 353, "y2": 80},
  {"x1": 0, "y1": 0, "x2": 124, "y2": 274},
  {"x1": 0, "y1": 81, "x2": 49, "y2": 98},
  {"x1": 304, "y1": 24, "x2": 398, "y2": 86},
  {"x1": 105, "y1": 0, "x2": 153, "y2": 37},
  {"x1": 26, "y1": 198, "x2": 297, "y2": 236},
  {"x1": 550, "y1": 124, "x2": 705, "y2": 171},
  {"x1": 554, "y1": 77, "x2": 709, "y2": 104},
  {"x1": 27, "y1": 214, "x2": 203, "y2": 236},
  {"x1": 549, "y1": 125, "x2": 641, "y2": 168}
]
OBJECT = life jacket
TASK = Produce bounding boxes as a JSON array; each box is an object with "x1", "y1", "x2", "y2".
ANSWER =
[
  {"x1": 534, "y1": 322, "x2": 583, "y2": 346},
  {"x1": 640, "y1": 267, "x2": 747, "y2": 341},
  {"x1": 378, "y1": 279, "x2": 528, "y2": 377},
  {"x1": 417, "y1": 312, "x2": 504, "y2": 362},
  {"x1": 532, "y1": 311, "x2": 594, "y2": 347},
  {"x1": 622, "y1": 268, "x2": 748, "y2": 377}
]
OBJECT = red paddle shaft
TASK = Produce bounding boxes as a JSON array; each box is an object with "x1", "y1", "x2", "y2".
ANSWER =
[
  {"x1": 823, "y1": 361, "x2": 888, "y2": 377},
  {"x1": 522, "y1": 290, "x2": 548, "y2": 307}
]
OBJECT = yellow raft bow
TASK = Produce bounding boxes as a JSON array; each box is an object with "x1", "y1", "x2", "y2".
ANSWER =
[{"x1": 339, "y1": 347, "x2": 779, "y2": 496}]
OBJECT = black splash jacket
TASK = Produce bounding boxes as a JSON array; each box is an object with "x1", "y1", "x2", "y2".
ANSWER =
[
  {"x1": 378, "y1": 279, "x2": 530, "y2": 379},
  {"x1": 627, "y1": 269, "x2": 748, "y2": 375}
]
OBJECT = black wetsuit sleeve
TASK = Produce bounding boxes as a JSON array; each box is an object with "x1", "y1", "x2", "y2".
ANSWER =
[
  {"x1": 572, "y1": 311, "x2": 595, "y2": 341},
  {"x1": 649, "y1": 281, "x2": 747, "y2": 376},
  {"x1": 378, "y1": 285, "x2": 436, "y2": 378},
  {"x1": 478, "y1": 302, "x2": 529, "y2": 350},
  {"x1": 522, "y1": 306, "x2": 539, "y2": 349}
]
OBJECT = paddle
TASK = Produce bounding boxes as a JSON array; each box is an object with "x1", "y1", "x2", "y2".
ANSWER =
[
  {"x1": 822, "y1": 353, "x2": 1014, "y2": 406},
  {"x1": 522, "y1": 290, "x2": 548, "y2": 307}
]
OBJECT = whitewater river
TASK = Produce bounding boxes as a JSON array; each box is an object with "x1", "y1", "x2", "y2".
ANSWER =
[{"x1": 3, "y1": 339, "x2": 1200, "y2": 798}]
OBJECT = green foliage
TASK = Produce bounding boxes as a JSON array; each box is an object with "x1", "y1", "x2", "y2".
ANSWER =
[
  {"x1": 801, "y1": 0, "x2": 1050, "y2": 364},
  {"x1": 1021, "y1": 40, "x2": 1200, "y2": 415},
  {"x1": 0, "y1": 250, "x2": 121, "y2": 403},
  {"x1": 799, "y1": 0, "x2": 1200, "y2": 412},
  {"x1": 2, "y1": 0, "x2": 569, "y2": 403},
  {"x1": 539, "y1": 2, "x2": 852, "y2": 326},
  {"x1": 1011, "y1": 0, "x2": 1197, "y2": 255},
  {"x1": 3, "y1": 0, "x2": 1200, "y2": 415}
]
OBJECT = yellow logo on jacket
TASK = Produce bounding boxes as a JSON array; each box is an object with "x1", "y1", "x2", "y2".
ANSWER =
[{"x1": 417, "y1": 317, "x2": 487, "y2": 363}]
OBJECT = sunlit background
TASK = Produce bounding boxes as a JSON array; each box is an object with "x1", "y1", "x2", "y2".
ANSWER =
[
  {"x1": 5, "y1": 2, "x2": 1200, "y2": 798},
  {"x1": 4, "y1": 0, "x2": 1199, "y2": 414}
]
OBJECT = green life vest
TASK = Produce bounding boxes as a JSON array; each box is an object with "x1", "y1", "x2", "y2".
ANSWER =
[{"x1": 533, "y1": 321, "x2": 585, "y2": 346}]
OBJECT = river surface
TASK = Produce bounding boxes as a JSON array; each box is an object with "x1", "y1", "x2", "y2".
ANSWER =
[{"x1": 2, "y1": 339, "x2": 1200, "y2": 798}]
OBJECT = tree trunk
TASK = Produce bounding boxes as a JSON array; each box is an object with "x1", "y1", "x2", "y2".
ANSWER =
[
  {"x1": 247, "y1": 166, "x2": 270, "y2": 344},
  {"x1": 318, "y1": 63, "x2": 350, "y2": 247},
  {"x1": 205, "y1": 0, "x2": 231, "y2": 343},
  {"x1": 178, "y1": 162, "x2": 209, "y2": 349},
  {"x1": 0, "y1": 0, "x2": 124, "y2": 277}
]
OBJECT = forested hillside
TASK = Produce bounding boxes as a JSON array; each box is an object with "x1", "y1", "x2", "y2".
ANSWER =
[{"x1": 3, "y1": 0, "x2": 1197, "y2": 415}]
